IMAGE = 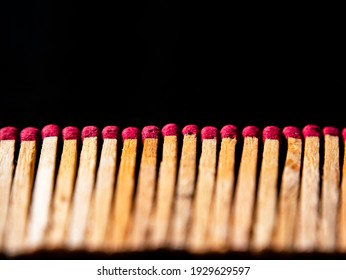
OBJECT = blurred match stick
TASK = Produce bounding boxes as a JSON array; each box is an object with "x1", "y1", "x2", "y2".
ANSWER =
[
  {"x1": 25, "y1": 124, "x2": 60, "y2": 252},
  {"x1": 85, "y1": 126, "x2": 119, "y2": 251},
  {"x1": 0, "y1": 127, "x2": 18, "y2": 249},
  {"x1": 272, "y1": 126, "x2": 302, "y2": 252},
  {"x1": 65, "y1": 126, "x2": 99, "y2": 250},
  {"x1": 338, "y1": 128, "x2": 346, "y2": 252},
  {"x1": 251, "y1": 126, "x2": 281, "y2": 252},
  {"x1": 207, "y1": 125, "x2": 238, "y2": 252},
  {"x1": 148, "y1": 124, "x2": 179, "y2": 249},
  {"x1": 169, "y1": 125, "x2": 199, "y2": 250},
  {"x1": 294, "y1": 124, "x2": 321, "y2": 252},
  {"x1": 3, "y1": 127, "x2": 40, "y2": 256},
  {"x1": 229, "y1": 125, "x2": 260, "y2": 251},
  {"x1": 317, "y1": 127, "x2": 340, "y2": 252},
  {"x1": 127, "y1": 125, "x2": 160, "y2": 251}
]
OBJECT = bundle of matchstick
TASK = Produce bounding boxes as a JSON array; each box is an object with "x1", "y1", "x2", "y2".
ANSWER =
[{"x1": 0, "y1": 123, "x2": 345, "y2": 257}]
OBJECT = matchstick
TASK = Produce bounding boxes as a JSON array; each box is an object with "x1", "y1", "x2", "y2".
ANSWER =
[
  {"x1": 338, "y1": 128, "x2": 346, "y2": 252},
  {"x1": 272, "y1": 126, "x2": 302, "y2": 252},
  {"x1": 0, "y1": 127, "x2": 18, "y2": 249},
  {"x1": 65, "y1": 126, "x2": 99, "y2": 250},
  {"x1": 25, "y1": 124, "x2": 60, "y2": 252},
  {"x1": 127, "y1": 125, "x2": 160, "y2": 251},
  {"x1": 85, "y1": 125, "x2": 119, "y2": 251},
  {"x1": 148, "y1": 123, "x2": 179, "y2": 249},
  {"x1": 3, "y1": 127, "x2": 40, "y2": 256},
  {"x1": 168, "y1": 125, "x2": 199, "y2": 250},
  {"x1": 229, "y1": 125, "x2": 260, "y2": 251},
  {"x1": 106, "y1": 127, "x2": 140, "y2": 252},
  {"x1": 207, "y1": 124, "x2": 238, "y2": 252},
  {"x1": 294, "y1": 124, "x2": 321, "y2": 252},
  {"x1": 251, "y1": 125, "x2": 281, "y2": 252},
  {"x1": 317, "y1": 126, "x2": 340, "y2": 252},
  {"x1": 187, "y1": 126, "x2": 219, "y2": 253},
  {"x1": 44, "y1": 126, "x2": 80, "y2": 249}
]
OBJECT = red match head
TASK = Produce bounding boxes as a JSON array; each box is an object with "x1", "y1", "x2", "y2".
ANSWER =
[
  {"x1": 323, "y1": 126, "x2": 339, "y2": 137},
  {"x1": 242, "y1": 125, "x2": 260, "y2": 138},
  {"x1": 62, "y1": 126, "x2": 80, "y2": 140},
  {"x1": 0, "y1": 126, "x2": 18, "y2": 141},
  {"x1": 20, "y1": 127, "x2": 40, "y2": 142},
  {"x1": 81, "y1": 126, "x2": 99, "y2": 141},
  {"x1": 201, "y1": 126, "x2": 219, "y2": 141},
  {"x1": 182, "y1": 124, "x2": 199, "y2": 136},
  {"x1": 162, "y1": 123, "x2": 179, "y2": 137},
  {"x1": 41, "y1": 124, "x2": 60, "y2": 139},
  {"x1": 342, "y1": 128, "x2": 346, "y2": 141},
  {"x1": 142, "y1": 125, "x2": 160, "y2": 142},
  {"x1": 122, "y1": 127, "x2": 140, "y2": 141},
  {"x1": 262, "y1": 126, "x2": 281, "y2": 142},
  {"x1": 302, "y1": 124, "x2": 321, "y2": 138},
  {"x1": 220, "y1": 124, "x2": 238, "y2": 139},
  {"x1": 102, "y1": 125, "x2": 120, "y2": 140},
  {"x1": 282, "y1": 126, "x2": 302, "y2": 139}
]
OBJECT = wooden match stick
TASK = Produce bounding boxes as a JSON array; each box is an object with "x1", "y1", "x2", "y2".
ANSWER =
[
  {"x1": 25, "y1": 124, "x2": 60, "y2": 252},
  {"x1": 147, "y1": 123, "x2": 179, "y2": 249},
  {"x1": 0, "y1": 127, "x2": 18, "y2": 249},
  {"x1": 294, "y1": 124, "x2": 321, "y2": 252},
  {"x1": 251, "y1": 125, "x2": 281, "y2": 252},
  {"x1": 3, "y1": 127, "x2": 40, "y2": 256},
  {"x1": 44, "y1": 126, "x2": 80, "y2": 249},
  {"x1": 85, "y1": 126, "x2": 119, "y2": 251},
  {"x1": 168, "y1": 125, "x2": 198, "y2": 250},
  {"x1": 127, "y1": 125, "x2": 160, "y2": 251},
  {"x1": 187, "y1": 126, "x2": 219, "y2": 253},
  {"x1": 272, "y1": 126, "x2": 302, "y2": 252},
  {"x1": 207, "y1": 124, "x2": 238, "y2": 252},
  {"x1": 317, "y1": 126, "x2": 340, "y2": 252},
  {"x1": 229, "y1": 125, "x2": 260, "y2": 251},
  {"x1": 65, "y1": 126, "x2": 99, "y2": 250},
  {"x1": 338, "y1": 128, "x2": 346, "y2": 252},
  {"x1": 106, "y1": 127, "x2": 140, "y2": 252}
]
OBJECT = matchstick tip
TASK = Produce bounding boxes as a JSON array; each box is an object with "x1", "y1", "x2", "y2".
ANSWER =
[
  {"x1": 323, "y1": 126, "x2": 339, "y2": 137},
  {"x1": 220, "y1": 124, "x2": 238, "y2": 139},
  {"x1": 342, "y1": 128, "x2": 346, "y2": 141},
  {"x1": 0, "y1": 126, "x2": 18, "y2": 140},
  {"x1": 122, "y1": 127, "x2": 140, "y2": 140},
  {"x1": 102, "y1": 125, "x2": 120, "y2": 139},
  {"x1": 263, "y1": 125, "x2": 281, "y2": 141},
  {"x1": 282, "y1": 126, "x2": 302, "y2": 139},
  {"x1": 41, "y1": 124, "x2": 60, "y2": 138},
  {"x1": 201, "y1": 126, "x2": 219, "y2": 141},
  {"x1": 302, "y1": 124, "x2": 321, "y2": 138},
  {"x1": 20, "y1": 127, "x2": 40, "y2": 142},
  {"x1": 182, "y1": 124, "x2": 199, "y2": 136},
  {"x1": 142, "y1": 125, "x2": 160, "y2": 140},
  {"x1": 62, "y1": 126, "x2": 80, "y2": 140},
  {"x1": 242, "y1": 125, "x2": 260, "y2": 138},
  {"x1": 162, "y1": 123, "x2": 179, "y2": 137},
  {"x1": 81, "y1": 126, "x2": 99, "y2": 140}
]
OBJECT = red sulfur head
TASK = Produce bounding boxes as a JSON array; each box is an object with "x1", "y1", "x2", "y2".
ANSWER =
[
  {"x1": 323, "y1": 126, "x2": 339, "y2": 137},
  {"x1": 122, "y1": 127, "x2": 140, "y2": 141},
  {"x1": 342, "y1": 128, "x2": 346, "y2": 141},
  {"x1": 62, "y1": 126, "x2": 80, "y2": 140},
  {"x1": 162, "y1": 123, "x2": 179, "y2": 137},
  {"x1": 0, "y1": 126, "x2": 18, "y2": 141},
  {"x1": 201, "y1": 126, "x2": 219, "y2": 141},
  {"x1": 142, "y1": 125, "x2": 160, "y2": 142},
  {"x1": 102, "y1": 125, "x2": 120, "y2": 139},
  {"x1": 20, "y1": 127, "x2": 40, "y2": 142},
  {"x1": 182, "y1": 124, "x2": 199, "y2": 136},
  {"x1": 242, "y1": 125, "x2": 260, "y2": 138},
  {"x1": 81, "y1": 126, "x2": 99, "y2": 141},
  {"x1": 282, "y1": 126, "x2": 302, "y2": 139},
  {"x1": 41, "y1": 124, "x2": 60, "y2": 138},
  {"x1": 302, "y1": 124, "x2": 321, "y2": 138},
  {"x1": 262, "y1": 126, "x2": 281, "y2": 142},
  {"x1": 220, "y1": 124, "x2": 238, "y2": 139}
]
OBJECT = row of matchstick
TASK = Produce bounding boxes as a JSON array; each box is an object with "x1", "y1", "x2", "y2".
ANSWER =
[{"x1": 0, "y1": 123, "x2": 345, "y2": 257}]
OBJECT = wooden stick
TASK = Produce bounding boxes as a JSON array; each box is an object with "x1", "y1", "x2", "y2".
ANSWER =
[
  {"x1": 127, "y1": 125, "x2": 160, "y2": 251},
  {"x1": 168, "y1": 125, "x2": 198, "y2": 250},
  {"x1": 44, "y1": 126, "x2": 79, "y2": 249},
  {"x1": 25, "y1": 124, "x2": 60, "y2": 252},
  {"x1": 85, "y1": 126, "x2": 119, "y2": 251},
  {"x1": 229, "y1": 125, "x2": 260, "y2": 251},
  {"x1": 272, "y1": 126, "x2": 302, "y2": 252},
  {"x1": 338, "y1": 128, "x2": 346, "y2": 252},
  {"x1": 147, "y1": 124, "x2": 179, "y2": 249},
  {"x1": 3, "y1": 127, "x2": 40, "y2": 256},
  {"x1": 187, "y1": 126, "x2": 219, "y2": 253},
  {"x1": 106, "y1": 127, "x2": 140, "y2": 252},
  {"x1": 65, "y1": 126, "x2": 99, "y2": 250},
  {"x1": 294, "y1": 124, "x2": 321, "y2": 252},
  {"x1": 0, "y1": 127, "x2": 18, "y2": 250},
  {"x1": 251, "y1": 126, "x2": 281, "y2": 252},
  {"x1": 317, "y1": 127, "x2": 340, "y2": 252}
]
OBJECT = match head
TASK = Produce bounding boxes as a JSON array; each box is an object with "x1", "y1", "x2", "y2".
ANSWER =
[
  {"x1": 342, "y1": 128, "x2": 346, "y2": 141},
  {"x1": 142, "y1": 125, "x2": 160, "y2": 141},
  {"x1": 302, "y1": 124, "x2": 321, "y2": 138},
  {"x1": 20, "y1": 127, "x2": 40, "y2": 142},
  {"x1": 262, "y1": 126, "x2": 281, "y2": 142},
  {"x1": 220, "y1": 124, "x2": 238, "y2": 139},
  {"x1": 41, "y1": 124, "x2": 60, "y2": 138},
  {"x1": 102, "y1": 125, "x2": 120, "y2": 140},
  {"x1": 0, "y1": 126, "x2": 18, "y2": 141},
  {"x1": 201, "y1": 126, "x2": 219, "y2": 141},
  {"x1": 282, "y1": 126, "x2": 302, "y2": 139},
  {"x1": 122, "y1": 127, "x2": 140, "y2": 141},
  {"x1": 162, "y1": 123, "x2": 179, "y2": 137},
  {"x1": 81, "y1": 126, "x2": 99, "y2": 141},
  {"x1": 182, "y1": 124, "x2": 199, "y2": 136},
  {"x1": 323, "y1": 126, "x2": 339, "y2": 137},
  {"x1": 62, "y1": 126, "x2": 80, "y2": 140},
  {"x1": 242, "y1": 125, "x2": 260, "y2": 138}
]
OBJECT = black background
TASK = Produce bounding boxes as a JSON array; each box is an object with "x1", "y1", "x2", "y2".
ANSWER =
[{"x1": 1, "y1": 1, "x2": 346, "y2": 133}]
